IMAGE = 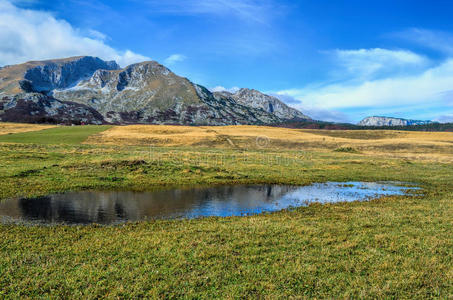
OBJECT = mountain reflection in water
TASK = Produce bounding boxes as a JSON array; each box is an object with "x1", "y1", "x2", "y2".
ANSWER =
[{"x1": 0, "y1": 182, "x2": 419, "y2": 225}]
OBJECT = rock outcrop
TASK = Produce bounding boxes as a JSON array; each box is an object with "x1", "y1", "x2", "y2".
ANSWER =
[
  {"x1": 213, "y1": 88, "x2": 309, "y2": 120},
  {"x1": 358, "y1": 116, "x2": 434, "y2": 126},
  {"x1": 0, "y1": 56, "x2": 119, "y2": 95},
  {"x1": 0, "y1": 93, "x2": 104, "y2": 124},
  {"x1": 0, "y1": 56, "x2": 310, "y2": 125}
]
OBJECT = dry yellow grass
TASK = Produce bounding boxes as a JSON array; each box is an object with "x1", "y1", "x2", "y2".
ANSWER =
[
  {"x1": 85, "y1": 125, "x2": 331, "y2": 148},
  {"x1": 0, "y1": 122, "x2": 56, "y2": 135},
  {"x1": 85, "y1": 125, "x2": 453, "y2": 162},
  {"x1": 86, "y1": 125, "x2": 218, "y2": 147}
]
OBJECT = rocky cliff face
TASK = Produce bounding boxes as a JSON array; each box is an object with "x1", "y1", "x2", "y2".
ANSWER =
[
  {"x1": 358, "y1": 116, "x2": 434, "y2": 126},
  {"x1": 213, "y1": 88, "x2": 309, "y2": 120},
  {"x1": 0, "y1": 56, "x2": 309, "y2": 125},
  {"x1": 0, "y1": 93, "x2": 104, "y2": 124},
  {"x1": 0, "y1": 56, "x2": 119, "y2": 95}
]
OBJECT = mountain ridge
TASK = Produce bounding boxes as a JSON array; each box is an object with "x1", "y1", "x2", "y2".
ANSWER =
[
  {"x1": 358, "y1": 116, "x2": 434, "y2": 127},
  {"x1": 213, "y1": 88, "x2": 308, "y2": 120},
  {"x1": 0, "y1": 56, "x2": 310, "y2": 125}
]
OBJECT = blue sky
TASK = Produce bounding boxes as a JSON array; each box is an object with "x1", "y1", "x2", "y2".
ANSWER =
[{"x1": 1, "y1": 0, "x2": 453, "y2": 123}]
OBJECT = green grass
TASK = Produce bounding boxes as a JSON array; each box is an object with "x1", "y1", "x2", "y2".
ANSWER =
[
  {"x1": 0, "y1": 125, "x2": 112, "y2": 144},
  {"x1": 0, "y1": 127, "x2": 452, "y2": 298}
]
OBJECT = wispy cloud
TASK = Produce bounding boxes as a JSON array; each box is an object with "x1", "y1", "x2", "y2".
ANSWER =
[
  {"x1": 269, "y1": 93, "x2": 299, "y2": 104},
  {"x1": 0, "y1": 0, "x2": 149, "y2": 67},
  {"x1": 279, "y1": 58, "x2": 453, "y2": 110},
  {"x1": 272, "y1": 93, "x2": 351, "y2": 123},
  {"x1": 142, "y1": 0, "x2": 282, "y2": 24},
  {"x1": 395, "y1": 28, "x2": 453, "y2": 55},
  {"x1": 164, "y1": 54, "x2": 186, "y2": 65},
  {"x1": 300, "y1": 107, "x2": 351, "y2": 123},
  {"x1": 330, "y1": 48, "x2": 430, "y2": 80},
  {"x1": 139, "y1": 0, "x2": 285, "y2": 58},
  {"x1": 434, "y1": 113, "x2": 453, "y2": 123},
  {"x1": 87, "y1": 29, "x2": 108, "y2": 41}
]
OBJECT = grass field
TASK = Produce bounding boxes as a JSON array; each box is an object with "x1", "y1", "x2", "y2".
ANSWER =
[
  {"x1": 0, "y1": 125, "x2": 112, "y2": 144},
  {"x1": 0, "y1": 123, "x2": 452, "y2": 298},
  {"x1": 0, "y1": 123, "x2": 55, "y2": 135},
  {"x1": 87, "y1": 125, "x2": 453, "y2": 162}
]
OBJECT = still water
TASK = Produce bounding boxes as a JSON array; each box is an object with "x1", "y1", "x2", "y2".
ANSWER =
[{"x1": 0, "y1": 182, "x2": 419, "y2": 225}]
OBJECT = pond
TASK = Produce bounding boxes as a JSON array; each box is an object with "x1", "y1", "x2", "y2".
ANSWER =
[{"x1": 0, "y1": 182, "x2": 420, "y2": 225}]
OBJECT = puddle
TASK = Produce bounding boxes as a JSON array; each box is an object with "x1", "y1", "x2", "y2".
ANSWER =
[{"x1": 0, "y1": 182, "x2": 420, "y2": 225}]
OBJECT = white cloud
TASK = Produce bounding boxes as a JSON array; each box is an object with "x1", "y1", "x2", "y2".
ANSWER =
[
  {"x1": 0, "y1": 0, "x2": 149, "y2": 67},
  {"x1": 164, "y1": 54, "x2": 186, "y2": 65},
  {"x1": 272, "y1": 92, "x2": 350, "y2": 123},
  {"x1": 269, "y1": 93, "x2": 299, "y2": 104},
  {"x1": 279, "y1": 58, "x2": 453, "y2": 110},
  {"x1": 331, "y1": 48, "x2": 429, "y2": 79},
  {"x1": 87, "y1": 29, "x2": 108, "y2": 41},
  {"x1": 210, "y1": 86, "x2": 240, "y2": 93},
  {"x1": 434, "y1": 113, "x2": 453, "y2": 123},
  {"x1": 300, "y1": 106, "x2": 351, "y2": 123}
]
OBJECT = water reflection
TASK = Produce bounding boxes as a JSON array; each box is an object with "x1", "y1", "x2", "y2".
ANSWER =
[{"x1": 0, "y1": 182, "x2": 419, "y2": 225}]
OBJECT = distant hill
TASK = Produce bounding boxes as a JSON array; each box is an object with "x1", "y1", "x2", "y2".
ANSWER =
[
  {"x1": 358, "y1": 116, "x2": 434, "y2": 127},
  {"x1": 0, "y1": 56, "x2": 310, "y2": 125},
  {"x1": 276, "y1": 119, "x2": 453, "y2": 132}
]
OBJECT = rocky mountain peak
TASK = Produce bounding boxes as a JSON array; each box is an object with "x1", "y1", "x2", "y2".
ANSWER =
[
  {"x1": 126, "y1": 61, "x2": 171, "y2": 75},
  {"x1": 0, "y1": 56, "x2": 310, "y2": 125},
  {"x1": 0, "y1": 56, "x2": 119, "y2": 95},
  {"x1": 22, "y1": 56, "x2": 120, "y2": 93},
  {"x1": 358, "y1": 116, "x2": 434, "y2": 126},
  {"x1": 226, "y1": 87, "x2": 310, "y2": 120},
  {"x1": 236, "y1": 88, "x2": 262, "y2": 96}
]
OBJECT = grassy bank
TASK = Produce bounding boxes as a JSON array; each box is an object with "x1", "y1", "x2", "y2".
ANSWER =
[{"x1": 0, "y1": 124, "x2": 452, "y2": 298}]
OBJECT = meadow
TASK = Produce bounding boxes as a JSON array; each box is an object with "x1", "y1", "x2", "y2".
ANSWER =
[
  {"x1": 0, "y1": 123, "x2": 451, "y2": 298},
  {"x1": 0, "y1": 123, "x2": 55, "y2": 135}
]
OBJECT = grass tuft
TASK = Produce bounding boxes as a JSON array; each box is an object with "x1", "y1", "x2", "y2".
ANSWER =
[{"x1": 334, "y1": 147, "x2": 360, "y2": 153}]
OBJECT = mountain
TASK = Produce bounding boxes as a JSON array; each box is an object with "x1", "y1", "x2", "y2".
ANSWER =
[
  {"x1": 0, "y1": 56, "x2": 120, "y2": 95},
  {"x1": 358, "y1": 116, "x2": 434, "y2": 127},
  {"x1": 213, "y1": 88, "x2": 309, "y2": 120},
  {"x1": 0, "y1": 56, "x2": 310, "y2": 125}
]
